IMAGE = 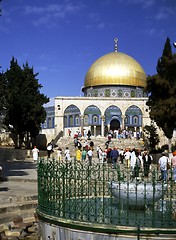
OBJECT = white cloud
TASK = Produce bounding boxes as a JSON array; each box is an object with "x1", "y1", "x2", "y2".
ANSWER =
[
  {"x1": 24, "y1": 2, "x2": 84, "y2": 27},
  {"x1": 155, "y1": 7, "x2": 173, "y2": 20},
  {"x1": 117, "y1": 0, "x2": 155, "y2": 8},
  {"x1": 145, "y1": 27, "x2": 165, "y2": 37},
  {"x1": 97, "y1": 22, "x2": 105, "y2": 29}
]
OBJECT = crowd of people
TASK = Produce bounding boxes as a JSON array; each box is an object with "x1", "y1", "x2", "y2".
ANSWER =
[
  {"x1": 30, "y1": 134, "x2": 176, "y2": 183},
  {"x1": 49, "y1": 136, "x2": 176, "y2": 182},
  {"x1": 68, "y1": 128, "x2": 142, "y2": 140}
]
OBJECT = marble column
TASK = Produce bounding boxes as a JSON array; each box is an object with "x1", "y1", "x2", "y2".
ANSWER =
[
  {"x1": 80, "y1": 115, "x2": 84, "y2": 136},
  {"x1": 101, "y1": 116, "x2": 105, "y2": 137},
  {"x1": 121, "y1": 115, "x2": 125, "y2": 130},
  {"x1": 94, "y1": 125, "x2": 96, "y2": 137}
]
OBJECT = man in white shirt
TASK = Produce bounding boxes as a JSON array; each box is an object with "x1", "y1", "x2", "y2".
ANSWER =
[
  {"x1": 124, "y1": 149, "x2": 131, "y2": 168},
  {"x1": 158, "y1": 152, "x2": 169, "y2": 182},
  {"x1": 87, "y1": 148, "x2": 93, "y2": 165},
  {"x1": 32, "y1": 146, "x2": 39, "y2": 162}
]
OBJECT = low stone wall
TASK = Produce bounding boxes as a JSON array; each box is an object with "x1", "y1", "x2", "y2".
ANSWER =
[{"x1": 0, "y1": 147, "x2": 46, "y2": 162}]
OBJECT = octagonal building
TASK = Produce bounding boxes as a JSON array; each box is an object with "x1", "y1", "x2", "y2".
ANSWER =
[{"x1": 41, "y1": 39, "x2": 150, "y2": 141}]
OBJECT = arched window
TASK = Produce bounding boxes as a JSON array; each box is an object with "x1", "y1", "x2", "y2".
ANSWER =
[
  {"x1": 75, "y1": 115, "x2": 79, "y2": 125},
  {"x1": 84, "y1": 115, "x2": 89, "y2": 125},
  {"x1": 93, "y1": 115, "x2": 98, "y2": 124},
  {"x1": 125, "y1": 105, "x2": 142, "y2": 127},
  {"x1": 104, "y1": 105, "x2": 122, "y2": 125},
  {"x1": 64, "y1": 116, "x2": 67, "y2": 127},
  {"x1": 69, "y1": 116, "x2": 73, "y2": 127},
  {"x1": 48, "y1": 118, "x2": 53, "y2": 128},
  {"x1": 124, "y1": 116, "x2": 129, "y2": 124},
  {"x1": 84, "y1": 105, "x2": 101, "y2": 126},
  {"x1": 64, "y1": 105, "x2": 81, "y2": 128},
  {"x1": 133, "y1": 116, "x2": 139, "y2": 125}
]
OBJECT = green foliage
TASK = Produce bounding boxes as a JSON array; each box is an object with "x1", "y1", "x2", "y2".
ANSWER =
[
  {"x1": 143, "y1": 121, "x2": 160, "y2": 152},
  {"x1": 146, "y1": 37, "x2": 176, "y2": 139},
  {"x1": 0, "y1": 71, "x2": 5, "y2": 112},
  {"x1": 2, "y1": 57, "x2": 49, "y2": 148}
]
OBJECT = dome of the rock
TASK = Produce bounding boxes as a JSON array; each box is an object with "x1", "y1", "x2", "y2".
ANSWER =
[{"x1": 84, "y1": 52, "x2": 146, "y2": 89}]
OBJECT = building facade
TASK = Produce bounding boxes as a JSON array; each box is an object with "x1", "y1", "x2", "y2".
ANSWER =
[{"x1": 42, "y1": 39, "x2": 150, "y2": 141}]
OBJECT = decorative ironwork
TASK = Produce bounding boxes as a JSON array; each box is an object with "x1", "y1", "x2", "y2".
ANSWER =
[{"x1": 37, "y1": 158, "x2": 176, "y2": 233}]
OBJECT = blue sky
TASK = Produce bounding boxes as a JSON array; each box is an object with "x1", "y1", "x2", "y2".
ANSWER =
[{"x1": 0, "y1": 0, "x2": 175, "y2": 100}]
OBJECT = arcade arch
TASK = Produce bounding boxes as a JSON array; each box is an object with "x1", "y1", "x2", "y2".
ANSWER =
[
  {"x1": 62, "y1": 103, "x2": 143, "y2": 137},
  {"x1": 64, "y1": 105, "x2": 81, "y2": 128},
  {"x1": 84, "y1": 105, "x2": 101, "y2": 136}
]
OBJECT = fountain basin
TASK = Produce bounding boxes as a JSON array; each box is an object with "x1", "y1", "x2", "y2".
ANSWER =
[{"x1": 109, "y1": 181, "x2": 167, "y2": 207}]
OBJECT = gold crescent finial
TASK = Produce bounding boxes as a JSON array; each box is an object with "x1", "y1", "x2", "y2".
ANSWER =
[{"x1": 114, "y1": 38, "x2": 118, "y2": 52}]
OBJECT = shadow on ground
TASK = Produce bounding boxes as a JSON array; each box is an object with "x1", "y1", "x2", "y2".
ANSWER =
[{"x1": 0, "y1": 160, "x2": 37, "y2": 179}]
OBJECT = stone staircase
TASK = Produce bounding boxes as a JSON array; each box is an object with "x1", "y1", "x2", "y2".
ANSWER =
[
  {"x1": 0, "y1": 159, "x2": 38, "y2": 239},
  {"x1": 0, "y1": 195, "x2": 38, "y2": 225},
  {"x1": 55, "y1": 136, "x2": 145, "y2": 158}
]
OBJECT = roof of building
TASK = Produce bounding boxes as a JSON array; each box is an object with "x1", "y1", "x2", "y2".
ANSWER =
[{"x1": 84, "y1": 51, "x2": 146, "y2": 89}]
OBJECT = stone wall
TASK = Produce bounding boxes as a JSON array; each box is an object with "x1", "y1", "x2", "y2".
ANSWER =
[{"x1": 0, "y1": 147, "x2": 46, "y2": 162}]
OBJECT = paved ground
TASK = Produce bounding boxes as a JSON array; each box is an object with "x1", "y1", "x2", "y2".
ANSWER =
[{"x1": 0, "y1": 159, "x2": 37, "y2": 199}]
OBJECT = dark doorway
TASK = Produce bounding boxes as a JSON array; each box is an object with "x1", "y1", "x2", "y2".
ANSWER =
[{"x1": 110, "y1": 119, "x2": 120, "y2": 131}]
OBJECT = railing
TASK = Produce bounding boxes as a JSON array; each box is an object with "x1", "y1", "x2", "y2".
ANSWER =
[{"x1": 37, "y1": 158, "x2": 176, "y2": 234}]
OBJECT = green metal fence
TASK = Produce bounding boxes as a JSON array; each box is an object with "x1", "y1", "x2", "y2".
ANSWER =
[{"x1": 37, "y1": 158, "x2": 176, "y2": 234}]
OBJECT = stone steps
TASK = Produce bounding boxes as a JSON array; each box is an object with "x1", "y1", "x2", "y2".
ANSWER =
[
  {"x1": 0, "y1": 195, "x2": 38, "y2": 205},
  {"x1": 0, "y1": 199, "x2": 38, "y2": 225},
  {"x1": 55, "y1": 136, "x2": 144, "y2": 158},
  {"x1": 0, "y1": 208, "x2": 37, "y2": 225}
]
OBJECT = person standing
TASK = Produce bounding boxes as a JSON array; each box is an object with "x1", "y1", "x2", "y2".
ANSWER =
[
  {"x1": 106, "y1": 148, "x2": 112, "y2": 166},
  {"x1": 57, "y1": 147, "x2": 62, "y2": 161},
  {"x1": 110, "y1": 147, "x2": 119, "y2": 169},
  {"x1": 130, "y1": 149, "x2": 137, "y2": 171},
  {"x1": 105, "y1": 140, "x2": 110, "y2": 149},
  {"x1": 47, "y1": 142, "x2": 53, "y2": 158},
  {"x1": 87, "y1": 147, "x2": 93, "y2": 165},
  {"x1": 65, "y1": 147, "x2": 71, "y2": 161},
  {"x1": 98, "y1": 147, "x2": 103, "y2": 163},
  {"x1": 124, "y1": 149, "x2": 131, "y2": 168},
  {"x1": 32, "y1": 146, "x2": 39, "y2": 162},
  {"x1": 87, "y1": 130, "x2": 91, "y2": 140},
  {"x1": 89, "y1": 140, "x2": 94, "y2": 150},
  {"x1": 133, "y1": 151, "x2": 141, "y2": 178},
  {"x1": 68, "y1": 129, "x2": 71, "y2": 137},
  {"x1": 76, "y1": 148, "x2": 82, "y2": 161},
  {"x1": 82, "y1": 147, "x2": 87, "y2": 161},
  {"x1": 119, "y1": 148, "x2": 124, "y2": 164},
  {"x1": 171, "y1": 151, "x2": 176, "y2": 183},
  {"x1": 102, "y1": 150, "x2": 107, "y2": 163},
  {"x1": 158, "y1": 152, "x2": 169, "y2": 182},
  {"x1": 142, "y1": 150, "x2": 152, "y2": 177},
  {"x1": 77, "y1": 140, "x2": 82, "y2": 149},
  {"x1": 96, "y1": 145, "x2": 100, "y2": 159},
  {"x1": 74, "y1": 138, "x2": 78, "y2": 148}
]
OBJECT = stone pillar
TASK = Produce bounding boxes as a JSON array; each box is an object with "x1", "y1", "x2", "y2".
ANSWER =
[
  {"x1": 80, "y1": 115, "x2": 84, "y2": 137},
  {"x1": 121, "y1": 115, "x2": 125, "y2": 130},
  {"x1": 101, "y1": 116, "x2": 105, "y2": 137},
  {"x1": 108, "y1": 124, "x2": 110, "y2": 132},
  {"x1": 94, "y1": 125, "x2": 96, "y2": 137},
  {"x1": 139, "y1": 126, "x2": 142, "y2": 138}
]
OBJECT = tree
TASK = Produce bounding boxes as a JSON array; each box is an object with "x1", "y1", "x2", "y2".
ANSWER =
[
  {"x1": 0, "y1": 71, "x2": 6, "y2": 130},
  {"x1": 3, "y1": 57, "x2": 49, "y2": 148},
  {"x1": 146, "y1": 37, "x2": 176, "y2": 152},
  {"x1": 143, "y1": 121, "x2": 160, "y2": 152}
]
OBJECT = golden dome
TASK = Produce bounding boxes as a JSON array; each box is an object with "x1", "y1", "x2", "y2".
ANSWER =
[{"x1": 84, "y1": 52, "x2": 146, "y2": 88}]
